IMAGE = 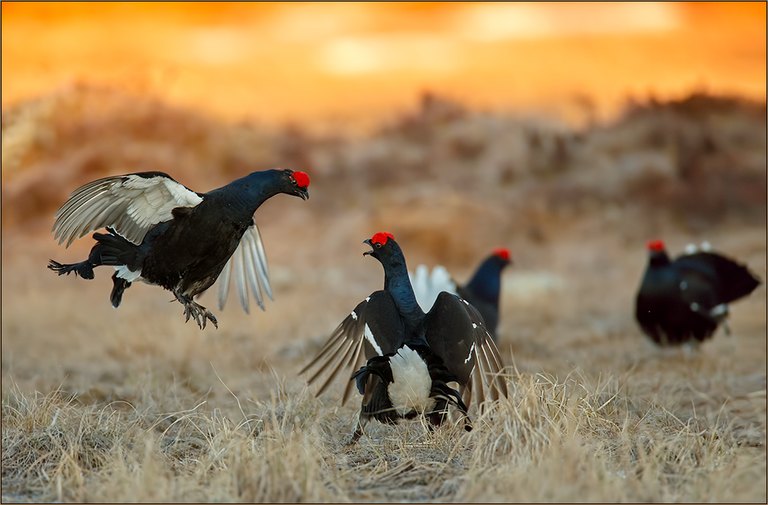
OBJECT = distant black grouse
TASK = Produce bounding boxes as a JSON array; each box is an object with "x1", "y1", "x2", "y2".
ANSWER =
[
  {"x1": 48, "y1": 169, "x2": 310, "y2": 329},
  {"x1": 635, "y1": 239, "x2": 760, "y2": 346},
  {"x1": 410, "y1": 248, "x2": 512, "y2": 342},
  {"x1": 300, "y1": 232, "x2": 509, "y2": 443}
]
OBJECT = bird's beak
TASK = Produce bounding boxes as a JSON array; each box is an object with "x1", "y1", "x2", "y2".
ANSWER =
[
  {"x1": 295, "y1": 187, "x2": 309, "y2": 200},
  {"x1": 362, "y1": 239, "x2": 374, "y2": 257}
]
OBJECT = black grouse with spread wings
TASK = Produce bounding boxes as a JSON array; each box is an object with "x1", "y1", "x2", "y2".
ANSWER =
[
  {"x1": 48, "y1": 169, "x2": 310, "y2": 329},
  {"x1": 300, "y1": 232, "x2": 508, "y2": 443}
]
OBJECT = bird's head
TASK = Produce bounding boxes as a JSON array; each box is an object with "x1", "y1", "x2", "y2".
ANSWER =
[
  {"x1": 646, "y1": 239, "x2": 670, "y2": 265},
  {"x1": 280, "y1": 169, "x2": 310, "y2": 200},
  {"x1": 491, "y1": 247, "x2": 512, "y2": 267},
  {"x1": 647, "y1": 239, "x2": 666, "y2": 253},
  {"x1": 363, "y1": 231, "x2": 402, "y2": 266}
]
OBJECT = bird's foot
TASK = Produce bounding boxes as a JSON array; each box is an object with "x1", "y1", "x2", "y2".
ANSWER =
[
  {"x1": 48, "y1": 259, "x2": 94, "y2": 279},
  {"x1": 345, "y1": 417, "x2": 367, "y2": 446},
  {"x1": 345, "y1": 428, "x2": 363, "y2": 446},
  {"x1": 175, "y1": 293, "x2": 218, "y2": 329}
]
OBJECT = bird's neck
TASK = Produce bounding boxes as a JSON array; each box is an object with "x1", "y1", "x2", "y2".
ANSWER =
[
  {"x1": 649, "y1": 251, "x2": 671, "y2": 268},
  {"x1": 217, "y1": 170, "x2": 283, "y2": 215},
  {"x1": 383, "y1": 257, "x2": 425, "y2": 329},
  {"x1": 465, "y1": 258, "x2": 502, "y2": 305}
]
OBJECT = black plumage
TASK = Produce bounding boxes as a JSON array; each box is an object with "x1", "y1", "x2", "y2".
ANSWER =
[
  {"x1": 635, "y1": 239, "x2": 761, "y2": 346},
  {"x1": 48, "y1": 169, "x2": 310, "y2": 329},
  {"x1": 410, "y1": 249, "x2": 511, "y2": 342},
  {"x1": 300, "y1": 232, "x2": 508, "y2": 443}
]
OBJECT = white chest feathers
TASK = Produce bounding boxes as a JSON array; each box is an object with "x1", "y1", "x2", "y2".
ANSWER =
[{"x1": 387, "y1": 345, "x2": 435, "y2": 416}]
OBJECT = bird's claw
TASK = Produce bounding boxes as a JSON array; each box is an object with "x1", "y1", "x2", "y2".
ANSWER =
[{"x1": 179, "y1": 297, "x2": 218, "y2": 329}]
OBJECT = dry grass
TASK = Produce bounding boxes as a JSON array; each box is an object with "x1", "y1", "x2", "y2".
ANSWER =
[
  {"x1": 2, "y1": 362, "x2": 765, "y2": 502},
  {"x1": 2, "y1": 88, "x2": 766, "y2": 502},
  {"x1": 2, "y1": 223, "x2": 765, "y2": 502}
]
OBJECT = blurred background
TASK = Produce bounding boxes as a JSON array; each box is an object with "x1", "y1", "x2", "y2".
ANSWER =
[
  {"x1": 3, "y1": 3, "x2": 765, "y2": 129},
  {"x1": 1, "y1": 1, "x2": 766, "y2": 391}
]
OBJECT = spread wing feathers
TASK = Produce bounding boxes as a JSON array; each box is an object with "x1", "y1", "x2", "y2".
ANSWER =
[
  {"x1": 424, "y1": 292, "x2": 508, "y2": 408},
  {"x1": 409, "y1": 265, "x2": 458, "y2": 312},
  {"x1": 215, "y1": 224, "x2": 273, "y2": 313},
  {"x1": 299, "y1": 291, "x2": 405, "y2": 406},
  {"x1": 53, "y1": 172, "x2": 203, "y2": 247},
  {"x1": 675, "y1": 252, "x2": 761, "y2": 304}
]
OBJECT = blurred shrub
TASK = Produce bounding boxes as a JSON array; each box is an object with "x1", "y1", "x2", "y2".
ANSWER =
[
  {"x1": 3, "y1": 86, "x2": 765, "y2": 237},
  {"x1": 2, "y1": 83, "x2": 280, "y2": 226}
]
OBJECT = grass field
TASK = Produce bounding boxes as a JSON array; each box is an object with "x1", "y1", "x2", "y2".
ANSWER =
[
  {"x1": 2, "y1": 219, "x2": 765, "y2": 502},
  {"x1": 2, "y1": 88, "x2": 766, "y2": 502}
]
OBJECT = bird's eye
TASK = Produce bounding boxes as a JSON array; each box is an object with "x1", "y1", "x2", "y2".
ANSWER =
[{"x1": 375, "y1": 243, "x2": 382, "y2": 249}]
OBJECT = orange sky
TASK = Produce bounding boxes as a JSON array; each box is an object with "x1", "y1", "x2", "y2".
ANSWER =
[{"x1": 2, "y1": 2, "x2": 765, "y2": 129}]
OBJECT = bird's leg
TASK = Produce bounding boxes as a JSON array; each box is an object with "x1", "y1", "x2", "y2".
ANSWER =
[
  {"x1": 48, "y1": 259, "x2": 95, "y2": 279},
  {"x1": 427, "y1": 398, "x2": 449, "y2": 431},
  {"x1": 173, "y1": 291, "x2": 218, "y2": 329},
  {"x1": 433, "y1": 384, "x2": 473, "y2": 432},
  {"x1": 346, "y1": 413, "x2": 368, "y2": 446}
]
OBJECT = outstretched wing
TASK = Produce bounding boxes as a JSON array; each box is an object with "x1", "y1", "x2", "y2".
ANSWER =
[
  {"x1": 53, "y1": 172, "x2": 203, "y2": 247},
  {"x1": 424, "y1": 292, "x2": 508, "y2": 408},
  {"x1": 299, "y1": 290, "x2": 405, "y2": 405},
  {"x1": 409, "y1": 264, "x2": 458, "y2": 312},
  {"x1": 214, "y1": 223, "x2": 274, "y2": 313}
]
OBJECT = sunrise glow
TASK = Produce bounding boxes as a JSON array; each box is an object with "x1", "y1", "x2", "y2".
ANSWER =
[{"x1": 2, "y1": 2, "x2": 765, "y2": 128}]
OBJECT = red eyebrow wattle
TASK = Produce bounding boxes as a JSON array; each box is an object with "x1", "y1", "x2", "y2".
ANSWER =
[
  {"x1": 493, "y1": 248, "x2": 510, "y2": 261},
  {"x1": 292, "y1": 171, "x2": 310, "y2": 188},
  {"x1": 371, "y1": 232, "x2": 394, "y2": 246}
]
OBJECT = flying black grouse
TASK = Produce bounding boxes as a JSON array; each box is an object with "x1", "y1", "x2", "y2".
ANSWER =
[
  {"x1": 48, "y1": 169, "x2": 310, "y2": 329},
  {"x1": 635, "y1": 239, "x2": 761, "y2": 346},
  {"x1": 300, "y1": 232, "x2": 509, "y2": 443},
  {"x1": 410, "y1": 248, "x2": 511, "y2": 342}
]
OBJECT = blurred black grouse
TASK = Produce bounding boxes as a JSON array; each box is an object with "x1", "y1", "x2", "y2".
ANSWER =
[
  {"x1": 635, "y1": 239, "x2": 760, "y2": 346},
  {"x1": 300, "y1": 232, "x2": 508, "y2": 443},
  {"x1": 48, "y1": 169, "x2": 310, "y2": 329},
  {"x1": 410, "y1": 248, "x2": 512, "y2": 342}
]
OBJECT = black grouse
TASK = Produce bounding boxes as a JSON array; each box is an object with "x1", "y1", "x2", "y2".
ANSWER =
[
  {"x1": 410, "y1": 248, "x2": 512, "y2": 342},
  {"x1": 300, "y1": 232, "x2": 509, "y2": 443},
  {"x1": 48, "y1": 169, "x2": 310, "y2": 329},
  {"x1": 635, "y1": 239, "x2": 761, "y2": 346}
]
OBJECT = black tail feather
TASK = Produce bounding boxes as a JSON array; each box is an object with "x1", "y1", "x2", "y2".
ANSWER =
[
  {"x1": 91, "y1": 231, "x2": 139, "y2": 267},
  {"x1": 679, "y1": 252, "x2": 762, "y2": 303},
  {"x1": 48, "y1": 230, "x2": 139, "y2": 282}
]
